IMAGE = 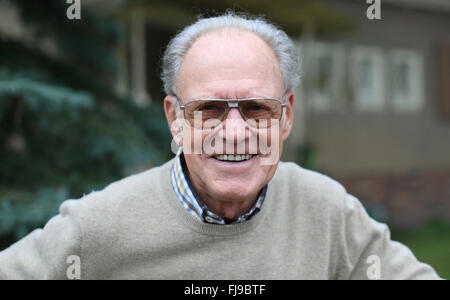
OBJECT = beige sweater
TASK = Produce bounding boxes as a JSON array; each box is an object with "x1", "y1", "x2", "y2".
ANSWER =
[{"x1": 0, "y1": 159, "x2": 441, "y2": 279}]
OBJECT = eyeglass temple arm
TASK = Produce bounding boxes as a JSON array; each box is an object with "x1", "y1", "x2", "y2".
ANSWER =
[{"x1": 171, "y1": 93, "x2": 185, "y2": 110}]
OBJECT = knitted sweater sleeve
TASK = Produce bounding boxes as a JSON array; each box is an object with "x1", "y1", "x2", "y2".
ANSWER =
[
  {"x1": 0, "y1": 199, "x2": 83, "y2": 280},
  {"x1": 341, "y1": 194, "x2": 441, "y2": 280}
]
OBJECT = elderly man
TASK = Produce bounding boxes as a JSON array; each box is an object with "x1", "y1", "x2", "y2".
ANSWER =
[{"x1": 0, "y1": 13, "x2": 441, "y2": 280}]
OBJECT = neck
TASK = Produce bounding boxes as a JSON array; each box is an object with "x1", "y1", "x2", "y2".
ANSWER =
[
  {"x1": 197, "y1": 190, "x2": 258, "y2": 221},
  {"x1": 181, "y1": 162, "x2": 259, "y2": 221}
]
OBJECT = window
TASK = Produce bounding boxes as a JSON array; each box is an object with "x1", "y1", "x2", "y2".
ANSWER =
[
  {"x1": 302, "y1": 43, "x2": 425, "y2": 115},
  {"x1": 390, "y1": 49, "x2": 424, "y2": 113},
  {"x1": 351, "y1": 46, "x2": 385, "y2": 112},
  {"x1": 307, "y1": 42, "x2": 345, "y2": 112}
]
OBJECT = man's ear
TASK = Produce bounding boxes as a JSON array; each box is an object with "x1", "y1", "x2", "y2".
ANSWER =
[
  {"x1": 164, "y1": 95, "x2": 183, "y2": 146},
  {"x1": 281, "y1": 91, "x2": 295, "y2": 142}
]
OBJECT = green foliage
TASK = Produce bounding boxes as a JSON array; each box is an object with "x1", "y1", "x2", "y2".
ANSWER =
[
  {"x1": 0, "y1": 69, "x2": 94, "y2": 115},
  {"x1": 13, "y1": 0, "x2": 122, "y2": 78},
  {"x1": 0, "y1": 0, "x2": 172, "y2": 247},
  {"x1": 0, "y1": 187, "x2": 68, "y2": 240}
]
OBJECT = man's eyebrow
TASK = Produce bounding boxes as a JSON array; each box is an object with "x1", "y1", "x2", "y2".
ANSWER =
[
  {"x1": 190, "y1": 92, "x2": 276, "y2": 100},
  {"x1": 187, "y1": 87, "x2": 272, "y2": 99}
]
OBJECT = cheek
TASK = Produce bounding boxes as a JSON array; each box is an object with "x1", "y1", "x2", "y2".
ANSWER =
[
  {"x1": 183, "y1": 125, "x2": 283, "y2": 157},
  {"x1": 255, "y1": 125, "x2": 283, "y2": 154},
  {"x1": 181, "y1": 126, "x2": 209, "y2": 155}
]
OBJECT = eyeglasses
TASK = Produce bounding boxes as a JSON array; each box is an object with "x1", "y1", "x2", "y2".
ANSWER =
[{"x1": 174, "y1": 95, "x2": 286, "y2": 129}]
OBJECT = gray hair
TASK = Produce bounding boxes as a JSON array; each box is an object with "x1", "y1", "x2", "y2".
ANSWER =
[{"x1": 161, "y1": 12, "x2": 300, "y2": 96}]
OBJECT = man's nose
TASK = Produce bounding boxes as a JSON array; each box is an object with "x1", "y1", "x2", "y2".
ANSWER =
[
  {"x1": 220, "y1": 107, "x2": 248, "y2": 145},
  {"x1": 226, "y1": 107, "x2": 244, "y2": 120}
]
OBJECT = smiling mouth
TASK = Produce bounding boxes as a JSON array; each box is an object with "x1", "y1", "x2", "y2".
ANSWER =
[{"x1": 213, "y1": 154, "x2": 256, "y2": 162}]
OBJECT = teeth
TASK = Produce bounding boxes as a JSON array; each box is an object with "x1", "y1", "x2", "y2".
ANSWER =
[{"x1": 214, "y1": 154, "x2": 254, "y2": 161}]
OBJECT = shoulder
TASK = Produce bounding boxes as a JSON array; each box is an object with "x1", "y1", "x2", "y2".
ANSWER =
[
  {"x1": 60, "y1": 159, "x2": 174, "y2": 228},
  {"x1": 274, "y1": 161, "x2": 347, "y2": 199},
  {"x1": 271, "y1": 161, "x2": 348, "y2": 219},
  {"x1": 99, "y1": 158, "x2": 173, "y2": 200}
]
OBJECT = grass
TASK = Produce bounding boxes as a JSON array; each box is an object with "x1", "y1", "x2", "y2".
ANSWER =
[{"x1": 391, "y1": 220, "x2": 450, "y2": 280}]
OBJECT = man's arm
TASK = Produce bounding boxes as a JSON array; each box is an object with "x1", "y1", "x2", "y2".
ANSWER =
[
  {"x1": 0, "y1": 199, "x2": 82, "y2": 279},
  {"x1": 341, "y1": 194, "x2": 441, "y2": 280}
]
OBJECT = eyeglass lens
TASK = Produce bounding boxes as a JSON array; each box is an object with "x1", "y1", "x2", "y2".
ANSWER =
[{"x1": 183, "y1": 99, "x2": 282, "y2": 128}]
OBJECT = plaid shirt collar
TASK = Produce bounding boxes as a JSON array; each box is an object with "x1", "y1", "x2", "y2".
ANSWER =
[{"x1": 170, "y1": 148, "x2": 267, "y2": 225}]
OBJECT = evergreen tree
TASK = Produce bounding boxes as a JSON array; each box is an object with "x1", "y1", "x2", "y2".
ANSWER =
[{"x1": 0, "y1": 0, "x2": 171, "y2": 248}]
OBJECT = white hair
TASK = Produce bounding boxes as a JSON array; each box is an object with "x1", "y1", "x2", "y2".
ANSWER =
[{"x1": 161, "y1": 12, "x2": 300, "y2": 96}]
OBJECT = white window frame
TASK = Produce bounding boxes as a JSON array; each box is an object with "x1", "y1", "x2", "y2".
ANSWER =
[
  {"x1": 390, "y1": 49, "x2": 424, "y2": 113},
  {"x1": 350, "y1": 46, "x2": 386, "y2": 112},
  {"x1": 306, "y1": 42, "x2": 345, "y2": 112}
]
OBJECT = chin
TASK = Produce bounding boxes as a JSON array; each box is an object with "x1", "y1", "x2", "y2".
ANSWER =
[{"x1": 209, "y1": 179, "x2": 261, "y2": 202}]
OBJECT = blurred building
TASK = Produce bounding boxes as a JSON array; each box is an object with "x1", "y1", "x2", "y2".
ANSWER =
[{"x1": 295, "y1": 0, "x2": 450, "y2": 228}]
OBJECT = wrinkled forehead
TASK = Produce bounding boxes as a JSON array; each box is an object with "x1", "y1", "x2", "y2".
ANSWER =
[{"x1": 176, "y1": 28, "x2": 284, "y2": 99}]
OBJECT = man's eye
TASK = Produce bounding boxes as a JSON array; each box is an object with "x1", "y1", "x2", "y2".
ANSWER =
[
  {"x1": 249, "y1": 105, "x2": 264, "y2": 110},
  {"x1": 200, "y1": 105, "x2": 219, "y2": 111}
]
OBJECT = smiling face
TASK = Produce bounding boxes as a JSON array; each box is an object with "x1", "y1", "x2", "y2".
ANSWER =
[{"x1": 164, "y1": 28, "x2": 294, "y2": 219}]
